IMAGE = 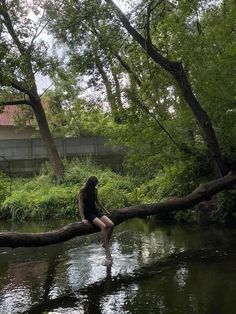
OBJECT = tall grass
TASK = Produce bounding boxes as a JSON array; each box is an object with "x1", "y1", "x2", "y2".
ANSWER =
[{"x1": 0, "y1": 159, "x2": 137, "y2": 221}]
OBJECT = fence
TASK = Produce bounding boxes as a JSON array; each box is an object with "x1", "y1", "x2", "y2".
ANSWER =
[{"x1": 0, "y1": 137, "x2": 124, "y2": 175}]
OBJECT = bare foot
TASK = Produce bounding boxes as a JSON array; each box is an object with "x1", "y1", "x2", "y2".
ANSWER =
[
  {"x1": 106, "y1": 256, "x2": 113, "y2": 265},
  {"x1": 106, "y1": 254, "x2": 113, "y2": 261}
]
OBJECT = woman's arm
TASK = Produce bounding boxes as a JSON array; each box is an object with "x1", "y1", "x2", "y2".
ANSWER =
[
  {"x1": 78, "y1": 191, "x2": 89, "y2": 223},
  {"x1": 95, "y1": 189, "x2": 106, "y2": 211}
]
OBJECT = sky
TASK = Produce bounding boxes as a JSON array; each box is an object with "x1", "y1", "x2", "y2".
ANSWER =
[{"x1": 36, "y1": 0, "x2": 130, "y2": 94}]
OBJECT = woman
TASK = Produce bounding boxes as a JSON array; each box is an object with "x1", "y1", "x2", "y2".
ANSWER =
[{"x1": 78, "y1": 176, "x2": 114, "y2": 263}]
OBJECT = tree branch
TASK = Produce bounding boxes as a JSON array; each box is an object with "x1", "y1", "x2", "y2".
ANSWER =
[
  {"x1": 115, "y1": 54, "x2": 201, "y2": 157},
  {"x1": 128, "y1": 90, "x2": 200, "y2": 156},
  {"x1": 29, "y1": 10, "x2": 49, "y2": 49},
  {"x1": 115, "y1": 53, "x2": 142, "y2": 87},
  {"x1": 105, "y1": 0, "x2": 227, "y2": 176},
  {"x1": 0, "y1": 99, "x2": 31, "y2": 106},
  {"x1": 0, "y1": 172, "x2": 235, "y2": 248},
  {"x1": 0, "y1": 0, "x2": 26, "y2": 54},
  {"x1": 105, "y1": 0, "x2": 179, "y2": 73},
  {"x1": 11, "y1": 80, "x2": 30, "y2": 95}
]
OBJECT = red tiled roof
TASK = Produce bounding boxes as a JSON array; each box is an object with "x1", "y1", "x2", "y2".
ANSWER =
[{"x1": 0, "y1": 105, "x2": 20, "y2": 126}]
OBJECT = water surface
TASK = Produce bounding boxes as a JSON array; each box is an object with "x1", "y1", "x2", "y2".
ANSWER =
[{"x1": 0, "y1": 218, "x2": 236, "y2": 313}]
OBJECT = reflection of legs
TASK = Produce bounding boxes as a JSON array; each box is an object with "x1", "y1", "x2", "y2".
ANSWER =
[
  {"x1": 92, "y1": 218, "x2": 112, "y2": 260},
  {"x1": 100, "y1": 216, "x2": 114, "y2": 243}
]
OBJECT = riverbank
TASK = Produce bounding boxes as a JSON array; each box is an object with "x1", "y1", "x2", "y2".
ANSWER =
[{"x1": 0, "y1": 159, "x2": 235, "y2": 224}]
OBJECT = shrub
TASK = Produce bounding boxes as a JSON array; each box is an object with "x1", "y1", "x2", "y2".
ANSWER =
[
  {"x1": 137, "y1": 160, "x2": 203, "y2": 204},
  {"x1": 0, "y1": 171, "x2": 10, "y2": 204},
  {"x1": 212, "y1": 189, "x2": 236, "y2": 223}
]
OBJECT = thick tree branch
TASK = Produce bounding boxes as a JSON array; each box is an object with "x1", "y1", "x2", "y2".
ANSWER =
[
  {"x1": 146, "y1": 1, "x2": 153, "y2": 45},
  {"x1": 0, "y1": 172, "x2": 235, "y2": 248},
  {"x1": 0, "y1": 0, "x2": 26, "y2": 54},
  {"x1": 105, "y1": 0, "x2": 227, "y2": 176},
  {"x1": 116, "y1": 54, "x2": 201, "y2": 157}
]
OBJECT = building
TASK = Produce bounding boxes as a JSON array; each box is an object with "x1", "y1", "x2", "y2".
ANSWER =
[{"x1": 0, "y1": 105, "x2": 35, "y2": 139}]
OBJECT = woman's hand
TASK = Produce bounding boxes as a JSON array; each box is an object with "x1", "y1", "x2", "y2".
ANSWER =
[{"x1": 82, "y1": 219, "x2": 90, "y2": 224}]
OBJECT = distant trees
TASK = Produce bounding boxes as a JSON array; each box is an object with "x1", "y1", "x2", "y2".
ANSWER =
[{"x1": 45, "y1": 0, "x2": 236, "y2": 178}]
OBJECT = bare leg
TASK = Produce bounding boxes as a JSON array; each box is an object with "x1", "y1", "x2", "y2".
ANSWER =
[
  {"x1": 100, "y1": 216, "x2": 114, "y2": 243},
  {"x1": 92, "y1": 217, "x2": 112, "y2": 260}
]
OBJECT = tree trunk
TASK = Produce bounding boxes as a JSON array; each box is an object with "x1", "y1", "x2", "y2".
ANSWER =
[
  {"x1": 0, "y1": 0, "x2": 64, "y2": 180},
  {"x1": 174, "y1": 66, "x2": 227, "y2": 177},
  {"x1": 30, "y1": 95, "x2": 64, "y2": 180},
  {"x1": 93, "y1": 49, "x2": 122, "y2": 121},
  {"x1": 0, "y1": 171, "x2": 235, "y2": 248},
  {"x1": 105, "y1": 0, "x2": 227, "y2": 176}
]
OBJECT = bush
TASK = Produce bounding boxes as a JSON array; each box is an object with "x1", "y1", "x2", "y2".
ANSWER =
[
  {"x1": 137, "y1": 160, "x2": 204, "y2": 204},
  {"x1": 212, "y1": 189, "x2": 236, "y2": 223},
  {"x1": 0, "y1": 171, "x2": 10, "y2": 204}
]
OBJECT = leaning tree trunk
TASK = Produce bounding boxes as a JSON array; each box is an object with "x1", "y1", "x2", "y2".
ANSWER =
[
  {"x1": 105, "y1": 0, "x2": 227, "y2": 177},
  {"x1": 0, "y1": 171, "x2": 235, "y2": 248},
  {"x1": 30, "y1": 94, "x2": 64, "y2": 180},
  {"x1": 0, "y1": 0, "x2": 64, "y2": 180}
]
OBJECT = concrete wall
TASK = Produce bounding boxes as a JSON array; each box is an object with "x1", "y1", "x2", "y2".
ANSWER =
[{"x1": 0, "y1": 137, "x2": 124, "y2": 175}]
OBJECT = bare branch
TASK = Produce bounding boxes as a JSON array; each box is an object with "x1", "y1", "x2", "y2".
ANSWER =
[
  {"x1": 29, "y1": 10, "x2": 50, "y2": 48},
  {"x1": 39, "y1": 82, "x2": 54, "y2": 97}
]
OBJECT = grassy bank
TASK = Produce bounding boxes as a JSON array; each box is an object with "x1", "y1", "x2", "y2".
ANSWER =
[
  {"x1": 0, "y1": 159, "x2": 235, "y2": 223},
  {"x1": 0, "y1": 159, "x2": 139, "y2": 221}
]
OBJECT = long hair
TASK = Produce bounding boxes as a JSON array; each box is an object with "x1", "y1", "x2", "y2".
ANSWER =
[{"x1": 80, "y1": 176, "x2": 98, "y2": 202}]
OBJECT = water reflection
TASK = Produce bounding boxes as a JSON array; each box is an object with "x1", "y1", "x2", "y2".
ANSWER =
[
  {"x1": 175, "y1": 264, "x2": 189, "y2": 289},
  {"x1": 0, "y1": 219, "x2": 236, "y2": 313}
]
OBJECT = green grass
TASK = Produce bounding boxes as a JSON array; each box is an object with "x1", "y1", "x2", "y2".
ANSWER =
[
  {"x1": 0, "y1": 158, "x2": 234, "y2": 224},
  {"x1": 0, "y1": 159, "x2": 137, "y2": 221}
]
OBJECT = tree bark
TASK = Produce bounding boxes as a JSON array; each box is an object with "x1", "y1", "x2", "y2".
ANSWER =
[
  {"x1": 29, "y1": 94, "x2": 64, "y2": 179},
  {"x1": 105, "y1": 0, "x2": 227, "y2": 176},
  {"x1": 93, "y1": 48, "x2": 123, "y2": 123},
  {"x1": 0, "y1": 171, "x2": 235, "y2": 248}
]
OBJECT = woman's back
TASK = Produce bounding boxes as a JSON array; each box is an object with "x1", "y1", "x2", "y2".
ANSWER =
[{"x1": 80, "y1": 188, "x2": 97, "y2": 212}]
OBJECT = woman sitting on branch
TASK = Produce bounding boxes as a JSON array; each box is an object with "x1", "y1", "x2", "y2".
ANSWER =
[{"x1": 78, "y1": 176, "x2": 114, "y2": 263}]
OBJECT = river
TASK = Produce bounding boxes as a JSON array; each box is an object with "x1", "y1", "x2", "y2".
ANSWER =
[{"x1": 0, "y1": 218, "x2": 236, "y2": 314}]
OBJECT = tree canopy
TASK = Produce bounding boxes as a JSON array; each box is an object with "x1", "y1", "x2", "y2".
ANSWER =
[
  {"x1": 0, "y1": 0, "x2": 235, "y2": 246},
  {"x1": 42, "y1": 0, "x2": 236, "y2": 177}
]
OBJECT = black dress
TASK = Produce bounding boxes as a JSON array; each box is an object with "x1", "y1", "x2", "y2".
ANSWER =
[{"x1": 83, "y1": 193, "x2": 104, "y2": 223}]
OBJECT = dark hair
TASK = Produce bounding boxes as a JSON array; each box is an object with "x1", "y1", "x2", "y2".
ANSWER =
[
  {"x1": 85, "y1": 176, "x2": 98, "y2": 188},
  {"x1": 80, "y1": 176, "x2": 98, "y2": 202}
]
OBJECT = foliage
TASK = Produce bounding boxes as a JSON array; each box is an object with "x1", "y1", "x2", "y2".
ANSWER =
[
  {"x1": 43, "y1": 0, "x2": 236, "y2": 177},
  {"x1": 0, "y1": 1, "x2": 235, "y2": 223},
  {"x1": 134, "y1": 158, "x2": 210, "y2": 204},
  {"x1": 213, "y1": 190, "x2": 236, "y2": 224},
  {"x1": 0, "y1": 160, "x2": 137, "y2": 220},
  {"x1": 0, "y1": 158, "x2": 235, "y2": 224},
  {"x1": 0, "y1": 170, "x2": 10, "y2": 204},
  {"x1": 0, "y1": 0, "x2": 55, "y2": 95}
]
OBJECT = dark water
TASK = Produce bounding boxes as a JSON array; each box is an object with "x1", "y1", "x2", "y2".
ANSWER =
[{"x1": 0, "y1": 218, "x2": 236, "y2": 314}]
